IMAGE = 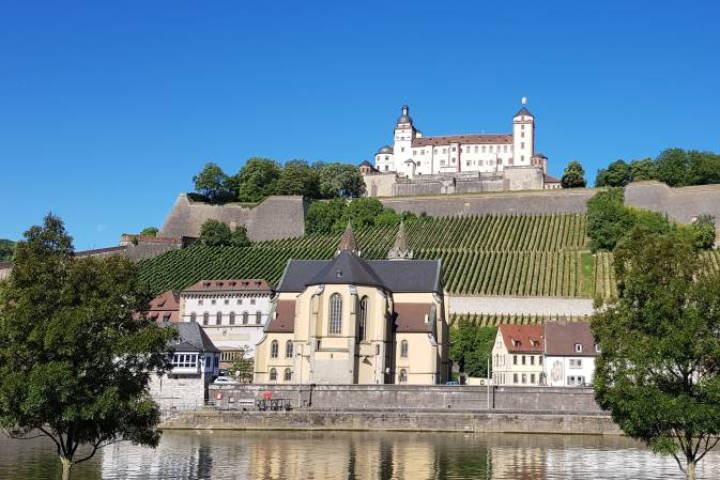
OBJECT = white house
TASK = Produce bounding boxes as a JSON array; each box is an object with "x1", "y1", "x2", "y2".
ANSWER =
[
  {"x1": 148, "y1": 322, "x2": 220, "y2": 409},
  {"x1": 179, "y1": 279, "x2": 273, "y2": 366},
  {"x1": 492, "y1": 324, "x2": 545, "y2": 386},
  {"x1": 373, "y1": 101, "x2": 546, "y2": 178},
  {"x1": 543, "y1": 322, "x2": 598, "y2": 387}
]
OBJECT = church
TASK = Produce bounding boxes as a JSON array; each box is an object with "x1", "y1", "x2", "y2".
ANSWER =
[{"x1": 254, "y1": 223, "x2": 450, "y2": 385}]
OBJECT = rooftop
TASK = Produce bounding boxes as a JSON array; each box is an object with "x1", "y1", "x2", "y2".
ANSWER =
[{"x1": 183, "y1": 278, "x2": 273, "y2": 294}]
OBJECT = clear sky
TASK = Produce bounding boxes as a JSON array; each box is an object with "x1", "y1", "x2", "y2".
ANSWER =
[{"x1": 1, "y1": 0, "x2": 719, "y2": 250}]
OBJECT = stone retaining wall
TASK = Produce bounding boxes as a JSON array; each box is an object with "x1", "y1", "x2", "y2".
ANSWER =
[
  {"x1": 448, "y1": 296, "x2": 595, "y2": 317},
  {"x1": 160, "y1": 409, "x2": 619, "y2": 434},
  {"x1": 209, "y1": 384, "x2": 602, "y2": 413},
  {"x1": 625, "y1": 181, "x2": 720, "y2": 223}
]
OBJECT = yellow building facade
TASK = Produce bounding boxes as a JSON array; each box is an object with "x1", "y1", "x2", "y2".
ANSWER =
[{"x1": 255, "y1": 224, "x2": 449, "y2": 385}]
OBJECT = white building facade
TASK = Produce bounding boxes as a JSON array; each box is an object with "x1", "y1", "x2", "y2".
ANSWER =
[
  {"x1": 543, "y1": 322, "x2": 598, "y2": 387},
  {"x1": 374, "y1": 101, "x2": 543, "y2": 178},
  {"x1": 179, "y1": 279, "x2": 274, "y2": 365}
]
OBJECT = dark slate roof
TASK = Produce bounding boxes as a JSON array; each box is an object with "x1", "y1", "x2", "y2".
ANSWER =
[
  {"x1": 277, "y1": 256, "x2": 442, "y2": 293},
  {"x1": 307, "y1": 251, "x2": 386, "y2": 288},
  {"x1": 514, "y1": 106, "x2": 534, "y2": 118},
  {"x1": 163, "y1": 322, "x2": 220, "y2": 353}
]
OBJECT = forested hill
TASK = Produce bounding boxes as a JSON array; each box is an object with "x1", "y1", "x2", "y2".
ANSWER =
[{"x1": 0, "y1": 239, "x2": 14, "y2": 262}]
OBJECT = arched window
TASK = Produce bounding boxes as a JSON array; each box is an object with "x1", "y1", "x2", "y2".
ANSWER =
[
  {"x1": 400, "y1": 340, "x2": 408, "y2": 358},
  {"x1": 203, "y1": 312, "x2": 209, "y2": 326},
  {"x1": 284, "y1": 368, "x2": 292, "y2": 382},
  {"x1": 243, "y1": 312, "x2": 249, "y2": 325},
  {"x1": 216, "y1": 312, "x2": 222, "y2": 325},
  {"x1": 286, "y1": 340, "x2": 293, "y2": 358},
  {"x1": 190, "y1": 312, "x2": 197, "y2": 323},
  {"x1": 399, "y1": 369, "x2": 408, "y2": 383},
  {"x1": 270, "y1": 340, "x2": 279, "y2": 358},
  {"x1": 269, "y1": 368, "x2": 277, "y2": 381},
  {"x1": 229, "y1": 312, "x2": 235, "y2": 325},
  {"x1": 358, "y1": 297, "x2": 368, "y2": 342},
  {"x1": 329, "y1": 293, "x2": 342, "y2": 335}
]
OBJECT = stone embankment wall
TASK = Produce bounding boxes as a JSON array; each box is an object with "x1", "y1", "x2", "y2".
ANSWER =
[
  {"x1": 159, "y1": 194, "x2": 306, "y2": 241},
  {"x1": 209, "y1": 384, "x2": 603, "y2": 413},
  {"x1": 160, "y1": 409, "x2": 620, "y2": 435},
  {"x1": 448, "y1": 296, "x2": 595, "y2": 317},
  {"x1": 625, "y1": 181, "x2": 720, "y2": 224}
]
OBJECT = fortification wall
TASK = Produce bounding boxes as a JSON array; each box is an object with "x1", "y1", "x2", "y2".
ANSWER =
[
  {"x1": 379, "y1": 189, "x2": 596, "y2": 217},
  {"x1": 448, "y1": 296, "x2": 595, "y2": 317},
  {"x1": 159, "y1": 194, "x2": 306, "y2": 241},
  {"x1": 625, "y1": 181, "x2": 720, "y2": 223}
]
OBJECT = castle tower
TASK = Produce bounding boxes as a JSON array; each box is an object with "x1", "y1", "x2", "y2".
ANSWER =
[
  {"x1": 512, "y1": 97, "x2": 535, "y2": 166},
  {"x1": 388, "y1": 221, "x2": 413, "y2": 260},
  {"x1": 393, "y1": 105, "x2": 417, "y2": 177}
]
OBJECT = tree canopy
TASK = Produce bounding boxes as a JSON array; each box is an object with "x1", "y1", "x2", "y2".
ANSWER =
[
  {"x1": 305, "y1": 198, "x2": 423, "y2": 234},
  {"x1": 198, "y1": 219, "x2": 232, "y2": 247},
  {"x1": 273, "y1": 160, "x2": 320, "y2": 198},
  {"x1": 230, "y1": 225, "x2": 251, "y2": 248},
  {"x1": 192, "y1": 162, "x2": 231, "y2": 203},
  {"x1": 560, "y1": 160, "x2": 587, "y2": 188},
  {"x1": 230, "y1": 157, "x2": 282, "y2": 203},
  {"x1": 318, "y1": 163, "x2": 366, "y2": 198},
  {"x1": 0, "y1": 239, "x2": 14, "y2": 262},
  {"x1": 0, "y1": 214, "x2": 175, "y2": 480},
  {"x1": 592, "y1": 226, "x2": 720, "y2": 479},
  {"x1": 140, "y1": 227, "x2": 158, "y2": 237},
  {"x1": 449, "y1": 322, "x2": 497, "y2": 379}
]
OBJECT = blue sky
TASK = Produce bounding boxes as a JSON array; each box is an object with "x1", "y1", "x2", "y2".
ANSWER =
[{"x1": 1, "y1": 0, "x2": 719, "y2": 249}]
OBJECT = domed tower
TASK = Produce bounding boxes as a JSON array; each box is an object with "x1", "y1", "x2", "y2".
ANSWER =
[
  {"x1": 512, "y1": 97, "x2": 535, "y2": 166},
  {"x1": 393, "y1": 105, "x2": 418, "y2": 177},
  {"x1": 374, "y1": 145, "x2": 394, "y2": 172}
]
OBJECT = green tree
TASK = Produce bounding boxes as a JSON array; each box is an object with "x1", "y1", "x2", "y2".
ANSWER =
[
  {"x1": 193, "y1": 162, "x2": 230, "y2": 203},
  {"x1": 229, "y1": 348, "x2": 254, "y2": 383},
  {"x1": 689, "y1": 214, "x2": 716, "y2": 250},
  {"x1": 595, "y1": 160, "x2": 632, "y2": 187},
  {"x1": 274, "y1": 160, "x2": 320, "y2": 198},
  {"x1": 230, "y1": 225, "x2": 251, "y2": 248},
  {"x1": 305, "y1": 199, "x2": 347, "y2": 234},
  {"x1": 0, "y1": 239, "x2": 14, "y2": 262},
  {"x1": 560, "y1": 160, "x2": 587, "y2": 188},
  {"x1": 342, "y1": 198, "x2": 385, "y2": 231},
  {"x1": 140, "y1": 227, "x2": 158, "y2": 237},
  {"x1": 687, "y1": 150, "x2": 720, "y2": 186},
  {"x1": 586, "y1": 188, "x2": 636, "y2": 251},
  {"x1": 592, "y1": 227, "x2": 720, "y2": 480},
  {"x1": 0, "y1": 214, "x2": 175, "y2": 480},
  {"x1": 449, "y1": 322, "x2": 497, "y2": 378},
  {"x1": 199, "y1": 219, "x2": 232, "y2": 247},
  {"x1": 629, "y1": 157, "x2": 655, "y2": 181},
  {"x1": 318, "y1": 163, "x2": 366, "y2": 198},
  {"x1": 654, "y1": 148, "x2": 690, "y2": 187},
  {"x1": 231, "y1": 158, "x2": 281, "y2": 202}
]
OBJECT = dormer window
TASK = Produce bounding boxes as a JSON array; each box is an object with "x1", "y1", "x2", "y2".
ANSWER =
[
  {"x1": 203, "y1": 282, "x2": 210, "y2": 287},
  {"x1": 575, "y1": 343, "x2": 583, "y2": 353},
  {"x1": 336, "y1": 269, "x2": 343, "y2": 278}
]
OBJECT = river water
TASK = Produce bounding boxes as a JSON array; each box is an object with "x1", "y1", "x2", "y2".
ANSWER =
[{"x1": 2, "y1": 431, "x2": 720, "y2": 479}]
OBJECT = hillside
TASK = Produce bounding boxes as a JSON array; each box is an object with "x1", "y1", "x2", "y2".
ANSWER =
[{"x1": 139, "y1": 212, "x2": 720, "y2": 298}]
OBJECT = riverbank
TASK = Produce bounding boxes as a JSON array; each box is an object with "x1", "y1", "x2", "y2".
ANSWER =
[{"x1": 160, "y1": 409, "x2": 621, "y2": 435}]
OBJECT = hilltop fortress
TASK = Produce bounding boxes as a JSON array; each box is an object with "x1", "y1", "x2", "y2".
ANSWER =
[{"x1": 361, "y1": 101, "x2": 561, "y2": 197}]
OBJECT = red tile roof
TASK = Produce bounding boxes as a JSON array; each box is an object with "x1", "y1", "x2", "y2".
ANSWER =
[
  {"x1": 145, "y1": 290, "x2": 181, "y2": 323},
  {"x1": 266, "y1": 300, "x2": 295, "y2": 333},
  {"x1": 413, "y1": 134, "x2": 513, "y2": 147},
  {"x1": 544, "y1": 322, "x2": 597, "y2": 357},
  {"x1": 544, "y1": 174, "x2": 561, "y2": 184},
  {"x1": 395, "y1": 303, "x2": 433, "y2": 333},
  {"x1": 183, "y1": 278, "x2": 273, "y2": 294},
  {"x1": 499, "y1": 325, "x2": 544, "y2": 353}
]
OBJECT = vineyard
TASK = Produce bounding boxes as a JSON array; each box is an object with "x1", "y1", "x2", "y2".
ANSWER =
[
  {"x1": 139, "y1": 213, "x2": 619, "y2": 297},
  {"x1": 448, "y1": 313, "x2": 590, "y2": 327}
]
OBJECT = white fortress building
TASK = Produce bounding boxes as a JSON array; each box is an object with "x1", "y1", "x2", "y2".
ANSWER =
[{"x1": 363, "y1": 100, "x2": 560, "y2": 196}]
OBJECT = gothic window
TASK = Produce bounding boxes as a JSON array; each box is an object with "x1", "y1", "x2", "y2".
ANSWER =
[
  {"x1": 329, "y1": 293, "x2": 342, "y2": 335},
  {"x1": 229, "y1": 312, "x2": 235, "y2": 325},
  {"x1": 269, "y1": 368, "x2": 277, "y2": 381},
  {"x1": 216, "y1": 312, "x2": 222, "y2": 325},
  {"x1": 271, "y1": 340, "x2": 279, "y2": 358},
  {"x1": 284, "y1": 368, "x2": 292, "y2": 382},
  {"x1": 190, "y1": 312, "x2": 197, "y2": 323},
  {"x1": 203, "y1": 312, "x2": 209, "y2": 325},
  {"x1": 286, "y1": 340, "x2": 293, "y2": 358},
  {"x1": 358, "y1": 297, "x2": 368, "y2": 342},
  {"x1": 399, "y1": 369, "x2": 408, "y2": 383},
  {"x1": 400, "y1": 340, "x2": 408, "y2": 358},
  {"x1": 243, "y1": 312, "x2": 249, "y2": 325}
]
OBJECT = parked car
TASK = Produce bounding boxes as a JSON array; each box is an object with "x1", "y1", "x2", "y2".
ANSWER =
[
  {"x1": 213, "y1": 376, "x2": 239, "y2": 385},
  {"x1": 445, "y1": 381, "x2": 460, "y2": 386}
]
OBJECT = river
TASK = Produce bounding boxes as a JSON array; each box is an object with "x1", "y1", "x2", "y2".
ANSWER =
[{"x1": 1, "y1": 431, "x2": 720, "y2": 479}]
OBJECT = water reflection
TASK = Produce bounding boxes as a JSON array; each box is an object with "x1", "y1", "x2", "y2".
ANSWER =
[{"x1": 2, "y1": 430, "x2": 720, "y2": 479}]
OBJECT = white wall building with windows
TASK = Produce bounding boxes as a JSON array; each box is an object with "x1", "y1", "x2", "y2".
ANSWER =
[
  {"x1": 543, "y1": 322, "x2": 598, "y2": 387},
  {"x1": 179, "y1": 279, "x2": 274, "y2": 365}
]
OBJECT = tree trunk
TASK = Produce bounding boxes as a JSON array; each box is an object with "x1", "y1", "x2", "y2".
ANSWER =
[
  {"x1": 686, "y1": 459, "x2": 696, "y2": 480},
  {"x1": 60, "y1": 457, "x2": 73, "y2": 480}
]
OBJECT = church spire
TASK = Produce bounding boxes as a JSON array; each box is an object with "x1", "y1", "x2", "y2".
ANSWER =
[
  {"x1": 336, "y1": 222, "x2": 358, "y2": 256},
  {"x1": 388, "y1": 220, "x2": 413, "y2": 260}
]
